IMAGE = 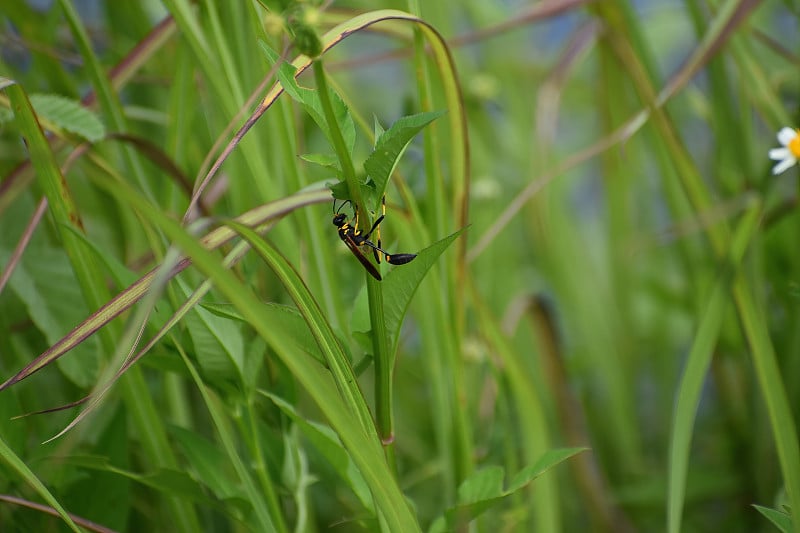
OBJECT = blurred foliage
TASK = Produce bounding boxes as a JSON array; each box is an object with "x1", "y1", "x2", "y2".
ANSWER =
[{"x1": 1, "y1": 0, "x2": 799, "y2": 532}]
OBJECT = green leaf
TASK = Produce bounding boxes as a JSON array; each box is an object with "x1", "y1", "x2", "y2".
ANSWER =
[
  {"x1": 382, "y1": 226, "x2": 467, "y2": 355},
  {"x1": 753, "y1": 504, "x2": 792, "y2": 532},
  {"x1": 350, "y1": 226, "x2": 467, "y2": 356},
  {"x1": 300, "y1": 152, "x2": 340, "y2": 169},
  {"x1": 263, "y1": 392, "x2": 373, "y2": 510},
  {"x1": 372, "y1": 114, "x2": 385, "y2": 140},
  {"x1": 203, "y1": 302, "x2": 326, "y2": 367},
  {"x1": 458, "y1": 465, "x2": 505, "y2": 503},
  {"x1": 260, "y1": 40, "x2": 355, "y2": 155},
  {"x1": 0, "y1": 435, "x2": 82, "y2": 532},
  {"x1": 29, "y1": 93, "x2": 105, "y2": 142},
  {"x1": 507, "y1": 447, "x2": 587, "y2": 492},
  {"x1": 5, "y1": 246, "x2": 100, "y2": 388},
  {"x1": 363, "y1": 110, "x2": 445, "y2": 200},
  {"x1": 61, "y1": 455, "x2": 228, "y2": 510},
  {"x1": 432, "y1": 448, "x2": 584, "y2": 530},
  {"x1": 170, "y1": 425, "x2": 245, "y2": 501},
  {"x1": 179, "y1": 276, "x2": 244, "y2": 383},
  {"x1": 327, "y1": 179, "x2": 350, "y2": 201},
  {"x1": 667, "y1": 204, "x2": 762, "y2": 533},
  {"x1": 64, "y1": 410, "x2": 131, "y2": 531}
]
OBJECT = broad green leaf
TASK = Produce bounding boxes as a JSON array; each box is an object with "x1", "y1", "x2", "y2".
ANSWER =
[
  {"x1": 179, "y1": 276, "x2": 244, "y2": 383},
  {"x1": 372, "y1": 114, "x2": 384, "y2": 141},
  {"x1": 203, "y1": 302, "x2": 325, "y2": 367},
  {"x1": 382, "y1": 227, "x2": 467, "y2": 355},
  {"x1": 327, "y1": 179, "x2": 350, "y2": 201},
  {"x1": 29, "y1": 93, "x2": 105, "y2": 142},
  {"x1": 364, "y1": 110, "x2": 445, "y2": 200},
  {"x1": 135, "y1": 469, "x2": 237, "y2": 510},
  {"x1": 59, "y1": 223, "x2": 141, "y2": 292}
]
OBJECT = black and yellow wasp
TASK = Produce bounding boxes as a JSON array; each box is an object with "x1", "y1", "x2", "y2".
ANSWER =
[{"x1": 332, "y1": 199, "x2": 416, "y2": 281}]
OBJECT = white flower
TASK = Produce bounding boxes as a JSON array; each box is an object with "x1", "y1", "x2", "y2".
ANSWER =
[{"x1": 769, "y1": 127, "x2": 800, "y2": 175}]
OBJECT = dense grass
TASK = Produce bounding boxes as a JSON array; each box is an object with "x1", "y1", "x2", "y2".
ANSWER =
[{"x1": 1, "y1": 1, "x2": 799, "y2": 531}]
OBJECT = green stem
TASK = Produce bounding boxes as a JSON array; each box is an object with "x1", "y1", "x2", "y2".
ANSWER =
[
  {"x1": 242, "y1": 399, "x2": 288, "y2": 533},
  {"x1": 406, "y1": 0, "x2": 473, "y2": 492},
  {"x1": 312, "y1": 60, "x2": 363, "y2": 219},
  {"x1": 313, "y1": 58, "x2": 396, "y2": 469},
  {"x1": 600, "y1": 2, "x2": 800, "y2": 526},
  {"x1": 368, "y1": 274, "x2": 397, "y2": 469}
]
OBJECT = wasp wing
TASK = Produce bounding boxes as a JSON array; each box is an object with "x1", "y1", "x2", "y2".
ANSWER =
[{"x1": 342, "y1": 233, "x2": 382, "y2": 281}]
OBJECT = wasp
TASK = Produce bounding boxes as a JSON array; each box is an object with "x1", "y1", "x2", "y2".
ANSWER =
[{"x1": 332, "y1": 199, "x2": 416, "y2": 281}]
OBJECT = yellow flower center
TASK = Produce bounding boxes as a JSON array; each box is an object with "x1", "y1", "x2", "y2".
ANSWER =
[{"x1": 790, "y1": 129, "x2": 800, "y2": 158}]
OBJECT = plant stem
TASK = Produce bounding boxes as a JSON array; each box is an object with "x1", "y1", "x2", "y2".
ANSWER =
[
  {"x1": 368, "y1": 274, "x2": 397, "y2": 469},
  {"x1": 312, "y1": 59, "x2": 363, "y2": 219},
  {"x1": 313, "y1": 58, "x2": 396, "y2": 468}
]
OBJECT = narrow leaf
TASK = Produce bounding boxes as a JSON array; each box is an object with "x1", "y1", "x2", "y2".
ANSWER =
[
  {"x1": 753, "y1": 504, "x2": 792, "y2": 533},
  {"x1": 0, "y1": 436, "x2": 82, "y2": 532},
  {"x1": 263, "y1": 392, "x2": 373, "y2": 509},
  {"x1": 0, "y1": 187, "x2": 330, "y2": 391},
  {"x1": 507, "y1": 447, "x2": 587, "y2": 492},
  {"x1": 170, "y1": 425, "x2": 244, "y2": 500}
]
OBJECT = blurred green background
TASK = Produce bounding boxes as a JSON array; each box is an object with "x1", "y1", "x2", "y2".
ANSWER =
[{"x1": 1, "y1": 1, "x2": 799, "y2": 531}]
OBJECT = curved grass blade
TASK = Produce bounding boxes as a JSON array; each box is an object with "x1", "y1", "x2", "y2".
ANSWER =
[
  {"x1": 0, "y1": 436, "x2": 82, "y2": 533},
  {"x1": 468, "y1": 282, "x2": 558, "y2": 532},
  {"x1": 223, "y1": 221, "x2": 375, "y2": 436},
  {"x1": 261, "y1": 392, "x2": 372, "y2": 510},
  {"x1": 177, "y1": 355, "x2": 283, "y2": 533},
  {"x1": 88, "y1": 177, "x2": 419, "y2": 532},
  {"x1": 0, "y1": 187, "x2": 330, "y2": 391},
  {"x1": 667, "y1": 201, "x2": 761, "y2": 532}
]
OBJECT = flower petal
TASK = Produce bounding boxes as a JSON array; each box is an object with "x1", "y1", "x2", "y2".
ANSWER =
[
  {"x1": 769, "y1": 148, "x2": 791, "y2": 161},
  {"x1": 777, "y1": 127, "x2": 797, "y2": 146},
  {"x1": 772, "y1": 156, "x2": 797, "y2": 175}
]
